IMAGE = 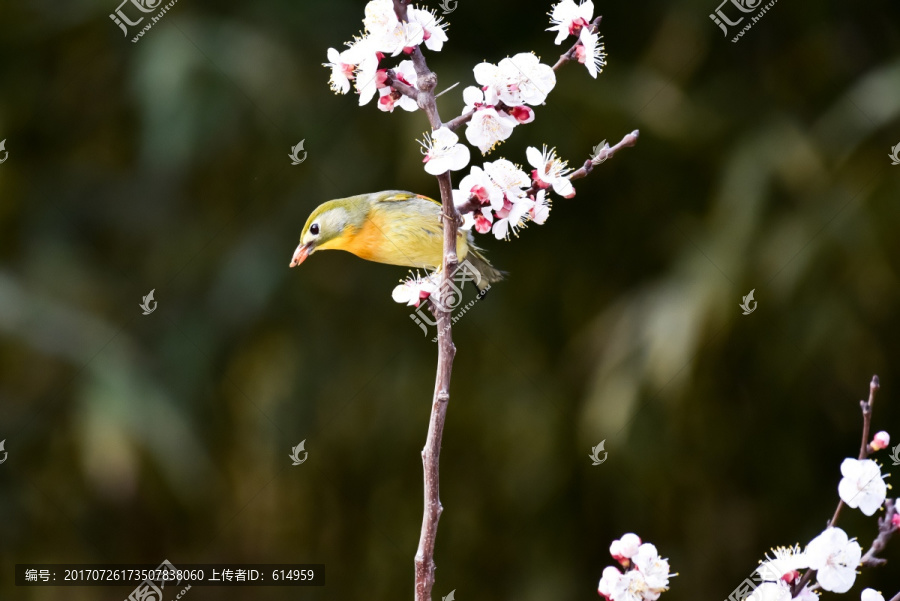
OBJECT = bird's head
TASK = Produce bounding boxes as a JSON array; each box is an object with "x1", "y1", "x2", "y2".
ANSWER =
[{"x1": 290, "y1": 196, "x2": 368, "y2": 267}]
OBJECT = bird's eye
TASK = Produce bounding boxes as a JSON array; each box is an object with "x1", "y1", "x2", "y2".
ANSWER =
[{"x1": 310, "y1": 223, "x2": 319, "y2": 236}]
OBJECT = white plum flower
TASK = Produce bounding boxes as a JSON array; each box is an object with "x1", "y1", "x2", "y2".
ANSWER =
[
  {"x1": 363, "y1": 0, "x2": 423, "y2": 55},
  {"x1": 454, "y1": 165, "x2": 504, "y2": 211},
  {"x1": 747, "y1": 582, "x2": 793, "y2": 601},
  {"x1": 597, "y1": 565, "x2": 623, "y2": 600},
  {"x1": 409, "y1": 7, "x2": 448, "y2": 51},
  {"x1": 491, "y1": 197, "x2": 534, "y2": 240},
  {"x1": 420, "y1": 127, "x2": 470, "y2": 175},
  {"x1": 526, "y1": 145, "x2": 574, "y2": 197},
  {"x1": 805, "y1": 527, "x2": 861, "y2": 594},
  {"x1": 472, "y1": 62, "x2": 505, "y2": 104},
  {"x1": 609, "y1": 533, "x2": 642, "y2": 561},
  {"x1": 465, "y1": 107, "x2": 517, "y2": 154},
  {"x1": 393, "y1": 60, "x2": 420, "y2": 111},
  {"x1": 355, "y1": 54, "x2": 384, "y2": 106},
  {"x1": 530, "y1": 189, "x2": 551, "y2": 224},
  {"x1": 547, "y1": 0, "x2": 594, "y2": 45},
  {"x1": 794, "y1": 586, "x2": 820, "y2": 601},
  {"x1": 576, "y1": 26, "x2": 606, "y2": 78},
  {"x1": 610, "y1": 569, "x2": 652, "y2": 601},
  {"x1": 861, "y1": 589, "x2": 885, "y2": 601},
  {"x1": 462, "y1": 86, "x2": 491, "y2": 113},
  {"x1": 323, "y1": 47, "x2": 358, "y2": 94},
  {"x1": 632, "y1": 543, "x2": 673, "y2": 596},
  {"x1": 483, "y1": 158, "x2": 530, "y2": 201},
  {"x1": 756, "y1": 544, "x2": 808, "y2": 582},
  {"x1": 460, "y1": 207, "x2": 494, "y2": 234},
  {"x1": 497, "y1": 53, "x2": 556, "y2": 106},
  {"x1": 838, "y1": 458, "x2": 887, "y2": 516},
  {"x1": 392, "y1": 273, "x2": 439, "y2": 307}
]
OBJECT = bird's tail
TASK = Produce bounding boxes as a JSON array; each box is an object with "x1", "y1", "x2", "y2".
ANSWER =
[{"x1": 463, "y1": 246, "x2": 506, "y2": 292}]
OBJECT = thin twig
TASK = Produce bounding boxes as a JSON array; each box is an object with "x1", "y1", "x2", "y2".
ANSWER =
[
  {"x1": 454, "y1": 129, "x2": 639, "y2": 217},
  {"x1": 861, "y1": 498, "x2": 898, "y2": 568},
  {"x1": 793, "y1": 375, "x2": 884, "y2": 596}
]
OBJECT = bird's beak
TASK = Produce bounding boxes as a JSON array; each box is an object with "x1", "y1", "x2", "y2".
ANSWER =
[{"x1": 289, "y1": 242, "x2": 314, "y2": 268}]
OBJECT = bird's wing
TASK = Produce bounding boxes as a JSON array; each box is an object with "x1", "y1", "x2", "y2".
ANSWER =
[{"x1": 376, "y1": 190, "x2": 441, "y2": 207}]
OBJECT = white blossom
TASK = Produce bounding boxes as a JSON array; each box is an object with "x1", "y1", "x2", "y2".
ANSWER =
[
  {"x1": 454, "y1": 165, "x2": 504, "y2": 211},
  {"x1": 393, "y1": 60, "x2": 420, "y2": 112},
  {"x1": 838, "y1": 458, "x2": 887, "y2": 516},
  {"x1": 547, "y1": 0, "x2": 594, "y2": 45},
  {"x1": 392, "y1": 273, "x2": 439, "y2": 307},
  {"x1": 598, "y1": 565, "x2": 623, "y2": 600},
  {"x1": 610, "y1": 533, "x2": 643, "y2": 561},
  {"x1": 409, "y1": 7, "x2": 448, "y2": 51},
  {"x1": 484, "y1": 158, "x2": 530, "y2": 200},
  {"x1": 746, "y1": 582, "x2": 793, "y2": 601},
  {"x1": 355, "y1": 53, "x2": 383, "y2": 106},
  {"x1": 465, "y1": 108, "x2": 518, "y2": 154},
  {"x1": 323, "y1": 47, "x2": 357, "y2": 94},
  {"x1": 610, "y1": 569, "x2": 651, "y2": 601},
  {"x1": 756, "y1": 545, "x2": 808, "y2": 582},
  {"x1": 805, "y1": 527, "x2": 861, "y2": 594},
  {"x1": 632, "y1": 543, "x2": 673, "y2": 596},
  {"x1": 491, "y1": 197, "x2": 534, "y2": 240},
  {"x1": 861, "y1": 589, "x2": 885, "y2": 601},
  {"x1": 420, "y1": 127, "x2": 470, "y2": 175},
  {"x1": 496, "y1": 53, "x2": 556, "y2": 106},
  {"x1": 576, "y1": 26, "x2": 606, "y2": 78},
  {"x1": 526, "y1": 145, "x2": 574, "y2": 197},
  {"x1": 530, "y1": 189, "x2": 551, "y2": 224}
]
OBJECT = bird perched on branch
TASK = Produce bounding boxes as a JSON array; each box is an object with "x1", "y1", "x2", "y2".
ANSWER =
[{"x1": 290, "y1": 190, "x2": 504, "y2": 291}]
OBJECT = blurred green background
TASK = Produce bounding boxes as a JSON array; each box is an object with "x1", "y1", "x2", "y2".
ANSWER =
[{"x1": 2, "y1": 0, "x2": 900, "y2": 599}]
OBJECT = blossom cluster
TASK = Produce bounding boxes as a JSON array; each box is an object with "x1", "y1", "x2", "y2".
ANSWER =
[
  {"x1": 731, "y1": 428, "x2": 897, "y2": 601},
  {"x1": 323, "y1": 0, "x2": 447, "y2": 112},
  {"x1": 597, "y1": 533, "x2": 675, "y2": 601}
]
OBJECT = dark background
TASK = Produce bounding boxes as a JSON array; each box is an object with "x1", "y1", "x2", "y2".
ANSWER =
[{"x1": 1, "y1": 0, "x2": 900, "y2": 599}]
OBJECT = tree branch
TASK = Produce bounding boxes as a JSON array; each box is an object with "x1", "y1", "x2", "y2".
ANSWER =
[
  {"x1": 454, "y1": 129, "x2": 639, "y2": 217},
  {"x1": 793, "y1": 375, "x2": 885, "y2": 597},
  {"x1": 861, "y1": 498, "x2": 898, "y2": 568},
  {"x1": 392, "y1": 2, "x2": 459, "y2": 600}
]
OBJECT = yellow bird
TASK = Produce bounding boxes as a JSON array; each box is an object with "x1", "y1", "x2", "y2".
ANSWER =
[{"x1": 289, "y1": 190, "x2": 504, "y2": 291}]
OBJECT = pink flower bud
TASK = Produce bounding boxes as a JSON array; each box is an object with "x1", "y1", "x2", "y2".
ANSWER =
[
  {"x1": 871, "y1": 431, "x2": 890, "y2": 451},
  {"x1": 892, "y1": 513, "x2": 900, "y2": 529},
  {"x1": 781, "y1": 570, "x2": 800, "y2": 584},
  {"x1": 610, "y1": 533, "x2": 642, "y2": 562},
  {"x1": 474, "y1": 215, "x2": 492, "y2": 234}
]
